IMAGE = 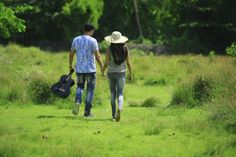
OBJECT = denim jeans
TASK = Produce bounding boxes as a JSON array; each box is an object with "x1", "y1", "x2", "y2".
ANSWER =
[
  {"x1": 107, "y1": 72, "x2": 126, "y2": 118},
  {"x1": 75, "y1": 73, "x2": 96, "y2": 114}
]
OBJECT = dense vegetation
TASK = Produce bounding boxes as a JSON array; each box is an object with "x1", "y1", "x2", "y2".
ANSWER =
[
  {"x1": 0, "y1": 0, "x2": 235, "y2": 53},
  {"x1": 0, "y1": 44, "x2": 235, "y2": 156}
]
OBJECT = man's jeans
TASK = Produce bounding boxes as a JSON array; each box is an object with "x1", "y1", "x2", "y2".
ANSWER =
[
  {"x1": 75, "y1": 73, "x2": 96, "y2": 114},
  {"x1": 107, "y1": 72, "x2": 126, "y2": 118}
]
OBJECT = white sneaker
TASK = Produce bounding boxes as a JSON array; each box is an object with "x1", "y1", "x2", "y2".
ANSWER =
[{"x1": 72, "y1": 103, "x2": 80, "y2": 115}]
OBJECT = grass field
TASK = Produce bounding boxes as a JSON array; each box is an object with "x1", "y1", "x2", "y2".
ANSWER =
[{"x1": 0, "y1": 44, "x2": 235, "y2": 157}]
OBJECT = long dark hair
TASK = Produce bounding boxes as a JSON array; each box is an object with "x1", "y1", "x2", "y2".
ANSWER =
[{"x1": 110, "y1": 43, "x2": 127, "y2": 65}]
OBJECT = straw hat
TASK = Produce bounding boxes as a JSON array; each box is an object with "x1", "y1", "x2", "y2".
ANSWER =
[{"x1": 104, "y1": 31, "x2": 128, "y2": 43}]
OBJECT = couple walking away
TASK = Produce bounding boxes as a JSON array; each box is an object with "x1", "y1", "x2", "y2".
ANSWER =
[{"x1": 69, "y1": 23, "x2": 132, "y2": 122}]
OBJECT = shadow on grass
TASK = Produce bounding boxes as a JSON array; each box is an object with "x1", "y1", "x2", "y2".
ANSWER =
[{"x1": 36, "y1": 115, "x2": 112, "y2": 122}]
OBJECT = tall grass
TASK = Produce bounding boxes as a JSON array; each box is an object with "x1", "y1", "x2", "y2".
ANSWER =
[
  {"x1": 0, "y1": 44, "x2": 236, "y2": 156},
  {"x1": 170, "y1": 75, "x2": 214, "y2": 107}
]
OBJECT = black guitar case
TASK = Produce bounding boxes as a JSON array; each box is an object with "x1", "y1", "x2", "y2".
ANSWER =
[{"x1": 51, "y1": 69, "x2": 75, "y2": 98}]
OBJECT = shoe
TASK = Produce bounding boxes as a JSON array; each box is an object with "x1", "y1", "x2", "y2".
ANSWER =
[
  {"x1": 115, "y1": 110, "x2": 121, "y2": 122},
  {"x1": 84, "y1": 112, "x2": 94, "y2": 117},
  {"x1": 112, "y1": 116, "x2": 116, "y2": 122},
  {"x1": 72, "y1": 103, "x2": 80, "y2": 115}
]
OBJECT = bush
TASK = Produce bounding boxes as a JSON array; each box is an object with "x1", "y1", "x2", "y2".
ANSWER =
[
  {"x1": 141, "y1": 97, "x2": 159, "y2": 107},
  {"x1": 170, "y1": 76, "x2": 214, "y2": 107},
  {"x1": 6, "y1": 89, "x2": 19, "y2": 102},
  {"x1": 28, "y1": 76, "x2": 54, "y2": 104},
  {"x1": 170, "y1": 83, "x2": 196, "y2": 107},
  {"x1": 226, "y1": 43, "x2": 236, "y2": 57},
  {"x1": 208, "y1": 50, "x2": 216, "y2": 61},
  {"x1": 193, "y1": 76, "x2": 213, "y2": 102}
]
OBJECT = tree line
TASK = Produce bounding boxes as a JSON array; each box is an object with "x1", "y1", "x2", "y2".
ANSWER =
[{"x1": 0, "y1": 0, "x2": 235, "y2": 53}]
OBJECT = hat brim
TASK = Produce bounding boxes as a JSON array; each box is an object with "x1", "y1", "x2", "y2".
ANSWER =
[{"x1": 104, "y1": 36, "x2": 128, "y2": 43}]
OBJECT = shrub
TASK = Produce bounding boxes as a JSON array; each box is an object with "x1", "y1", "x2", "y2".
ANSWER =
[
  {"x1": 6, "y1": 89, "x2": 19, "y2": 102},
  {"x1": 226, "y1": 43, "x2": 236, "y2": 57},
  {"x1": 141, "y1": 97, "x2": 159, "y2": 107},
  {"x1": 28, "y1": 76, "x2": 54, "y2": 104},
  {"x1": 170, "y1": 83, "x2": 196, "y2": 107},
  {"x1": 170, "y1": 76, "x2": 214, "y2": 107},
  {"x1": 208, "y1": 50, "x2": 216, "y2": 61},
  {"x1": 193, "y1": 76, "x2": 213, "y2": 102}
]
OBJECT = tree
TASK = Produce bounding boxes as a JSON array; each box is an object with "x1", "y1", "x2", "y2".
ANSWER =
[
  {"x1": 61, "y1": 0, "x2": 104, "y2": 41},
  {"x1": 133, "y1": 0, "x2": 143, "y2": 37},
  {"x1": 0, "y1": 2, "x2": 27, "y2": 38},
  {"x1": 156, "y1": 0, "x2": 236, "y2": 52}
]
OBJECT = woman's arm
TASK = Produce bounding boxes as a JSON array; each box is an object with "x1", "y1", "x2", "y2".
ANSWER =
[{"x1": 125, "y1": 48, "x2": 132, "y2": 80}]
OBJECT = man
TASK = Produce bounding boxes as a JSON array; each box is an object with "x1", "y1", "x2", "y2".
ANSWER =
[{"x1": 69, "y1": 23, "x2": 103, "y2": 117}]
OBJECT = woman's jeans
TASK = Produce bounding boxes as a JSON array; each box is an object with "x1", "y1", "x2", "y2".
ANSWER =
[
  {"x1": 107, "y1": 72, "x2": 126, "y2": 118},
  {"x1": 75, "y1": 73, "x2": 96, "y2": 115}
]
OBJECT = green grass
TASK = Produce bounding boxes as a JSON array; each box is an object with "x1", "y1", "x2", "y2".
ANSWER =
[
  {"x1": 0, "y1": 44, "x2": 235, "y2": 157},
  {"x1": 1, "y1": 105, "x2": 235, "y2": 157}
]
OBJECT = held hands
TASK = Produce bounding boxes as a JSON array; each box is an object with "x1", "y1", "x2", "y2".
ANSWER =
[{"x1": 101, "y1": 65, "x2": 106, "y2": 77}]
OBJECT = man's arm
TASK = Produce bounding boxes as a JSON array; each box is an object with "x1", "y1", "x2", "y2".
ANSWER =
[
  {"x1": 95, "y1": 50, "x2": 104, "y2": 73},
  {"x1": 69, "y1": 50, "x2": 75, "y2": 71},
  {"x1": 102, "y1": 48, "x2": 110, "y2": 75}
]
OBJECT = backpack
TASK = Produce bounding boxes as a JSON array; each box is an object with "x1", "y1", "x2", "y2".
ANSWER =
[{"x1": 110, "y1": 44, "x2": 127, "y2": 65}]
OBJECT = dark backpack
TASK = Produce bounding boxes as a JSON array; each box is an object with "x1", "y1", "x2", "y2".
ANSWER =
[{"x1": 110, "y1": 44, "x2": 127, "y2": 65}]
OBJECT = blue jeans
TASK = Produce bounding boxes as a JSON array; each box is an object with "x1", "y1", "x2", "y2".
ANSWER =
[
  {"x1": 107, "y1": 72, "x2": 126, "y2": 118},
  {"x1": 75, "y1": 73, "x2": 96, "y2": 114}
]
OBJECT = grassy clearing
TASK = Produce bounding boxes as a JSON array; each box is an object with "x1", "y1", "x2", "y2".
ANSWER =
[
  {"x1": 1, "y1": 105, "x2": 236, "y2": 157},
  {"x1": 0, "y1": 44, "x2": 235, "y2": 157}
]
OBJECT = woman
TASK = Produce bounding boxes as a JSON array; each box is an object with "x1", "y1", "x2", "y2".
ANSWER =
[{"x1": 102, "y1": 31, "x2": 132, "y2": 122}]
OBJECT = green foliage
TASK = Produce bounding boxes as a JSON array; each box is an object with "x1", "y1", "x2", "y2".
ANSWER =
[
  {"x1": 99, "y1": 40, "x2": 109, "y2": 53},
  {"x1": 0, "y1": 3, "x2": 26, "y2": 38},
  {"x1": 208, "y1": 50, "x2": 216, "y2": 61},
  {"x1": 6, "y1": 89, "x2": 19, "y2": 102},
  {"x1": 2, "y1": 0, "x2": 235, "y2": 53},
  {"x1": 226, "y1": 43, "x2": 236, "y2": 57},
  {"x1": 141, "y1": 97, "x2": 159, "y2": 107},
  {"x1": 28, "y1": 76, "x2": 54, "y2": 104},
  {"x1": 170, "y1": 83, "x2": 196, "y2": 107},
  {"x1": 131, "y1": 36, "x2": 153, "y2": 44},
  {"x1": 193, "y1": 76, "x2": 213, "y2": 102},
  {"x1": 61, "y1": 0, "x2": 104, "y2": 41},
  {"x1": 171, "y1": 76, "x2": 214, "y2": 107}
]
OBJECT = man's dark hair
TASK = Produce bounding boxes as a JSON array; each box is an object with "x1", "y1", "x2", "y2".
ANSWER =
[{"x1": 84, "y1": 23, "x2": 95, "y2": 32}]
